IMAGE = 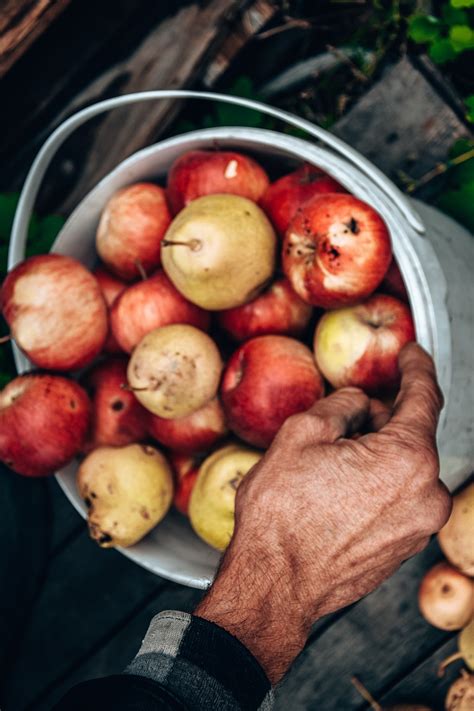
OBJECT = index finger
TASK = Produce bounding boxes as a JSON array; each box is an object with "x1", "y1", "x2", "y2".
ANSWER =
[{"x1": 381, "y1": 343, "x2": 444, "y2": 443}]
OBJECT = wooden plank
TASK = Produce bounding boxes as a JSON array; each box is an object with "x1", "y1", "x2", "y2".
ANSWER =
[
  {"x1": 54, "y1": 0, "x2": 249, "y2": 216},
  {"x1": 0, "y1": 0, "x2": 71, "y2": 78},
  {"x1": 377, "y1": 638, "x2": 461, "y2": 710},
  {"x1": 332, "y1": 56, "x2": 470, "y2": 193},
  {"x1": 33, "y1": 585, "x2": 204, "y2": 710},
  {"x1": 274, "y1": 540, "x2": 452, "y2": 710},
  {"x1": 1, "y1": 529, "x2": 185, "y2": 710}
]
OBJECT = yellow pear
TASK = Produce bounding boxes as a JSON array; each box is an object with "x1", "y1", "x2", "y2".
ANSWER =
[
  {"x1": 189, "y1": 443, "x2": 262, "y2": 551},
  {"x1": 161, "y1": 194, "x2": 277, "y2": 310},
  {"x1": 77, "y1": 443, "x2": 173, "y2": 547},
  {"x1": 127, "y1": 324, "x2": 223, "y2": 418}
]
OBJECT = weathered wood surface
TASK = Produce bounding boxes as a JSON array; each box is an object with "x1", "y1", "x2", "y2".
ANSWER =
[
  {"x1": 333, "y1": 56, "x2": 471, "y2": 192},
  {"x1": 274, "y1": 540, "x2": 452, "y2": 710},
  {"x1": 0, "y1": 0, "x2": 71, "y2": 78}
]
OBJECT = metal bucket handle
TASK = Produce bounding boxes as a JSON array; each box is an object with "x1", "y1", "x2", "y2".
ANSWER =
[{"x1": 9, "y1": 90, "x2": 424, "y2": 270}]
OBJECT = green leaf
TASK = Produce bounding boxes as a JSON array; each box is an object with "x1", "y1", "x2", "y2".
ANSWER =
[
  {"x1": 428, "y1": 38, "x2": 458, "y2": 62},
  {"x1": 0, "y1": 193, "x2": 20, "y2": 241},
  {"x1": 449, "y1": 24, "x2": 474, "y2": 51},
  {"x1": 450, "y1": 0, "x2": 474, "y2": 8},
  {"x1": 26, "y1": 214, "x2": 64, "y2": 258},
  {"x1": 408, "y1": 15, "x2": 441, "y2": 43},
  {"x1": 465, "y1": 95, "x2": 474, "y2": 122},
  {"x1": 442, "y1": 4, "x2": 468, "y2": 24},
  {"x1": 437, "y1": 180, "x2": 474, "y2": 232}
]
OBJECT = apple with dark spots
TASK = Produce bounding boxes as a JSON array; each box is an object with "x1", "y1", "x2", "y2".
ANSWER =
[
  {"x1": 0, "y1": 374, "x2": 90, "y2": 477},
  {"x1": 260, "y1": 163, "x2": 346, "y2": 236},
  {"x1": 83, "y1": 357, "x2": 149, "y2": 450},
  {"x1": 218, "y1": 278, "x2": 312, "y2": 341},
  {"x1": 221, "y1": 335, "x2": 325, "y2": 448},
  {"x1": 167, "y1": 150, "x2": 269, "y2": 214},
  {"x1": 314, "y1": 294, "x2": 415, "y2": 394},
  {"x1": 283, "y1": 193, "x2": 392, "y2": 308}
]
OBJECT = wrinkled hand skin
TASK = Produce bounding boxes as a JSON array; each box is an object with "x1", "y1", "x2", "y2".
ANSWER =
[{"x1": 196, "y1": 343, "x2": 452, "y2": 684}]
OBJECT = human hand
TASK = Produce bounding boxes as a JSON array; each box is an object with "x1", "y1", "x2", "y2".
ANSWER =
[{"x1": 196, "y1": 343, "x2": 451, "y2": 683}]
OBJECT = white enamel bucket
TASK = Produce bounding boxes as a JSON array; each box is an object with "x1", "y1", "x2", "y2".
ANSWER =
[{"x1": 8, "y1": 92, "x2": 474, "y2": 588}]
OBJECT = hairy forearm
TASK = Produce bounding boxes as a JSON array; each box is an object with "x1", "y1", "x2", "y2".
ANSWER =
[{"x1": 195, "y1": 534, "x2": 313, "y2": 684}]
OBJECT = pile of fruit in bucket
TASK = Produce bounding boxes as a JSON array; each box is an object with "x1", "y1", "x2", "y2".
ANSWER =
[{"x1": 0, "y1": 150, "x2": 417, "y2": 551}]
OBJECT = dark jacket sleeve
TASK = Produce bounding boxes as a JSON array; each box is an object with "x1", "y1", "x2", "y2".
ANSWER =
[{"x1": 52, "y1": 611, "x2": 273, "y2": 711}]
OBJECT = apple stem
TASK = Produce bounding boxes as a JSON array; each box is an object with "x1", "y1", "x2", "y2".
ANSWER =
[
  {"x1": 120, "y1": 383, "x2": 148, "y2": 393},
  {"x1": 134, "y1": 260, "x2": 147, "y2": 281},
  {"x1": 437, "y1": 652, "x2": 463, "y2": 677},
  {"x1": 0, "y1": 334, "x2": 11, "y2": 345},
  {"x1": 161, "y1": 239, "x2": 201, "y2": 252},
  {"x1": 351, "y1": 677, "x2": 382, "y2": 711}
]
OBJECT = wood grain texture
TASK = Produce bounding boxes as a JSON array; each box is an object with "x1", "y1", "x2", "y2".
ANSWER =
[
  {"x1": 274, "y1": 540, "x2": 452, "y2": 710},
  {"x1": 0, "y1": 0, "x2": 70, "y2": 77},
  {"x1": 56, "y1": 0, "x2": 249, "y2": 216},
  {"x1": 333, "y1": 56, "x2": 470, "y2": 188}
]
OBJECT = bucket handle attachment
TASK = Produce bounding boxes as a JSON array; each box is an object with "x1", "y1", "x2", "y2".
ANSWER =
[{"x1": 9, "y1": 90, "x2": 424, "y2": 270}]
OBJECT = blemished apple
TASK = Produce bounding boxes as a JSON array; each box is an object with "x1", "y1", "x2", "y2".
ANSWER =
[
  {"x1": 170, "y1": 452, "x2": 201, "y2": 516},
  {"x1": 161, "y1": 194, "x2": 277, "y2": 310},
  {"x1": 167, "y1": 150, "x2": 269, "y2": 214},
  {"x1": 149, "y1": 396, "x2": 227, "y2": 453},
  {"x1": 283, "y1": 193, "x2": 392, "y2": 308},
  {"x1": 218, "y1": 278, "x2": 313, "y2": 341},
  {"x1": 260, "y1": 163, "x2": 346, "y2": 236},
  {"x1": 127, "y1": 324, "x2": 223, "y2": 418},
  {"x1": 221, "y1": 335, "x2": 325, "y2": 448},
  {"x1": 93, "y1": 265, "x2": 127, "y2": 353},
  {"x1": 96, "y1": 183, "x2": 172, "y2": 281},
  {"x1": 1, "y1": 254, "x2": 108, "y2": 370},
  {"x1": 110, "y1": 270, "x2": 210, "y2": 353},
  {"x1": 314, "y1": 293, "x2": 416, "y2": 394},
  {"x1": 77, "y1": 443, "x2": 173, "y2": 547},
  {"x1": 0, "y1": 374, "x2": 90, "y2": 477},
  {"x1": 83, "y1": 357, "x2": 149, "y2": 450},
  {"x1": 380, "y1": 258, "x2": 409, "y2": 302},
  {"x1": 189, "y1": 443, "x2": 262, "y2": 550}
]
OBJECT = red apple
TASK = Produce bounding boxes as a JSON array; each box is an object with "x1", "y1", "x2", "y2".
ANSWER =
[
  {"x1": 92, "y1": 265, "x2": 127, "y2": 353},
  {"x1": 1, "y1": 254, "x2": 108, "y2": 370},
  {"x1": 283, "y1": 193, "x2": 392, "y2": 308},
  {"x1": 260, "y1": 163, "x2": 346, "y2": 236},
  {"x1": 83, "y1": 357, "x2": 149, "y2": 450},
  {"x1": 0, "y1": 374, "x2": 90, "y2": 477},
  {"x1": 314, "y1": 293, "x2": 416, "y2": 394},
  {"x1": 96, "y1": 183, "x2": 172, "y2": 281},
  {"x1": 221, "y1": 335, "x2": 325, "y2": 448},
  {"x1": 167, "y1": 150, "x2": 269, "y2": 214},
  {"x1": 148, "y1": 396, "x2": 228, "y2": 453},
  {"x1": 380, "y1": 258, "x2": 409, "y2": 302},
  {"x1": 110, "y1": 270, "x2": 210, "y2": 353},
  {"x1": 218, "y1": 278, "x2": 313, "y2": 341},
  {"x1": 170, "y1": 452, "x2": 201, "y2": 516}
]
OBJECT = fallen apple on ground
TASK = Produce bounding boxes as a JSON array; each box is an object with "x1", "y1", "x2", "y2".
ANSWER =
[
  {"x1": 110, "y1": 270, "x2": 210, "y2": 353},
  {"x1": 260, "y1": 163, "x2": 346, "y2": 237},
  {"x1": 92, "y1": 265, "x2": 127, "y2": 353},
  {"x1": 167, "y1": 150, "x2": 269, "y2": 214},
  {"x1": 127, "y1": 324, "x2": 223, "y2": 418},
  {"x1": 418, "y1": 562, "x2": 473, "y2": 631},
  {"x1": 189, "y1": 443, "x2": 262, "y2": 551},
  {"x1": 0, "y1": 374, "x2": 90, "y2": 477},
  {"x1": 161, "y1": 194, "x2": 277, "y2": 310},
  {"x1": 283, "y1": 193, "x2": 392, "y2": 308},
  {"x1": 83, "y1": 357, "x2": 149, "y2": 450},
  {"x1": 218, "y1": 277, "x2": 313, "y2": 341},
  {"x1": 221, "y1": 335, "x2": 325, "y2": 448},
  {"x1": 77, "y1": 443, "x2": 173, "y2": 547},
  {"x1": 314, "y1": 293, "x2": 415, "y2": 394},
  {"x1": 148, "y1": 396, "x2": 228, "y2": 453},
  {"x1": 1, "y1": 254, "x2": 108, "y2": 370},
  {"x1": 438, "y1": 482, "x2": 474, "y2": 576},
  {"x1": 96, "y1": 182, "x2": 172, "y2": 281}
]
